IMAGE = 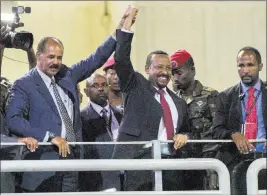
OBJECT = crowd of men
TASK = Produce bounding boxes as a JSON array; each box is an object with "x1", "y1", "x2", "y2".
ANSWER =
[{"x1": 0, "y1": 6, "x2": 266, "y2": 195}]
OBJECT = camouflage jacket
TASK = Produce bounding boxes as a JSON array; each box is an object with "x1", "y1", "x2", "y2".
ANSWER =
[
  {"x1": 0, "y1": 76, "x2": 12, "y2": 114},
  {"x1": 176, "y1": 80, "x2": 219, "y2": 154}
]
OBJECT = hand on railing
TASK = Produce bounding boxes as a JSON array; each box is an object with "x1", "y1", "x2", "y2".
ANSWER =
[
  {"x1": 231, "y1": 132, "x2": 255, "y2": 154},
  {"x1": 173, "y1": 134, "x2": 188, "y2": 150},
  {"x1": 18, "y1": 137, "x2": 38, "y2": 152},
  {"x1": 50, "y1": 137, "x2": 70, "y2": 157}
]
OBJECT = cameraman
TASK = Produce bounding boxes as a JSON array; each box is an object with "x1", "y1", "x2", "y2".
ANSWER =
[
  {"x1": 0, "y1": 25, "x2": 36, "y2": 76},
  {"x1": 1, "y1": 25, "x2": 37, "y2": 113},
  {"x1": 0, "y1": 25, "x2": 38, "y2": 193}
]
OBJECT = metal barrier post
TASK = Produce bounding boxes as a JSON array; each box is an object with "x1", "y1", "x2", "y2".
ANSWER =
[
  {"x1": 246, "y1": 158, "x2": 267, "y2": 195},
  {"x1": 152, "y1": 140, "x2": 163, "y2": 191}
]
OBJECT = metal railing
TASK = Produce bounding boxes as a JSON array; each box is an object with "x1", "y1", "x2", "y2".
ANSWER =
[
  {"x1": 246, "y1": 158, "x2": 267, "y2": 195},
  {"x1": 1, "y1": 139, "x2": 266, "y2": 195},
  {"x1": 1, "y1": 158, "x2": 230, "y2": 195},
  {"x1": 1, "y1": 139, "x2": 266, "y2": 146}
]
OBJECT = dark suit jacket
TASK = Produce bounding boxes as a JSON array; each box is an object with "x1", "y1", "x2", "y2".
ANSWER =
[
  {"x1": 212, "y1": 81, "x2": 267, "y2": 166},
  {"x1": 112, "y1": 30, "x2": 191, "y2": 160},
  {"x1": 5, "y1": 35, "x2": 116, "y2": 191},
  {"x1": 1, "y1": 110, "x2": 21, "y2": 193},
  {"x1": 81, "y1": 103, "x2": 122, "y2": 158},
  {"x1": 80, "y1": 103, "x2": 122, "y2": 191}
]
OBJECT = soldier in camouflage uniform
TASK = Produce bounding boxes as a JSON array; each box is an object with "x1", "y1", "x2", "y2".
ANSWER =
[{"x1": 170, "y1": 49, "x2": 219, "y2": 190}]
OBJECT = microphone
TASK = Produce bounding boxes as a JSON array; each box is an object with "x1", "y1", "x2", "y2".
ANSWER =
[{"x1": 239, "y1": 93, "x2": 245, "y2": 100}]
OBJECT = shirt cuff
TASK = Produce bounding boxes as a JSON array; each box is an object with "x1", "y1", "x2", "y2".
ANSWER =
[
  {"x1": 43, "y1": 131, "x2": 49, "y2": 142},
  {"x1": 111, "y1": 28, "x2": 134, "y2": 41},
  {"x1": 121, "y1": 28, "x2": 134, "y2": 34}
]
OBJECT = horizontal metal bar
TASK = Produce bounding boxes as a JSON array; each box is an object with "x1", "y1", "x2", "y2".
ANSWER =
[
  {"x1": 1, "y1": 158, "x2": 226, "y2": 172},
  {"x1": 1, "y1": 159, "x2": 230, "y2": 195},
  {"x1": 1, "y1": 139, "x2": 266, "y2": 146},
  {"x1": 259, "y1": 190, "x2": 267, "y2": 195},
  {"x1": 1, "y1": 191, "x2": 225, "y2": 195}
]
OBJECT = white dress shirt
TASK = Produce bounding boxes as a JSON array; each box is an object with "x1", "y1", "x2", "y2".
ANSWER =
[
  {"x1": 154, "y1": 87, "x2": 178, "y2": 155},
  {"x1": 154, "y1": 87, "x2": 178, "y2": 141},
  {"x1": 37, "y1": 68, "x2": 73, "y2": 141},
  {"x1": 90, "y1": 101, "x2": 120, "y2": 141}
]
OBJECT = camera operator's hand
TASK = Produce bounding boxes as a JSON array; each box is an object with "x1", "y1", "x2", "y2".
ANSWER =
[
  {"x1": 51, "y1": 136, "x2": 71, "y2": 158},
  {"x1": 18, "y1": 137, "x2": 39, "y2": 152},
  {"x1": 0, "y1": 26, "x2": 9, "y2": 49},
  {"x1": 23, "y1": 47, "x2": 37, "y2": 70}
]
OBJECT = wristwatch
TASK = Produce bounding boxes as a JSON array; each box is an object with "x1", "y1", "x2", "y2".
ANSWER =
[{"x1": 48, "y1": 132, "x2": 56, "y2": 142}]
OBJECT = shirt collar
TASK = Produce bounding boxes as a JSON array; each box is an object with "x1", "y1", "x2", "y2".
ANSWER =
[
  {"x1": 90, "y1": 101, "x2": 110, "y2": 116},
  {"x1": 154, "y1": 86, "x2": 168, "y2": 94},
  {"x1": 240, "y1": 79, "x2": 261, "y2": 94},
  {"x1": 37, "y1": 67, "x2": 55, "y2": 88}
]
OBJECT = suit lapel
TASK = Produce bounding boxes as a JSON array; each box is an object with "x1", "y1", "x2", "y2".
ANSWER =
[
  {"x1": 147, "y1": 81, "x2": 163, "y2": 117},
  {"x1": 33, "y1": 69, "x2": 59, "y2": 116},
  {"x1": 167, "y1": 88, "x2": 183, "y2": 128},
  {"x1": 235, "y1": 83, "x2": 243, "y2": 124},
  {"x1": 56, "y1": 76, "x2": 77, "y2": 104},
  {"x1": 261, "y1": 82, "x2": 267, "y2": 131},
  {"x1": 110, "y1": 106, "x2": 123, "y2": 124}
]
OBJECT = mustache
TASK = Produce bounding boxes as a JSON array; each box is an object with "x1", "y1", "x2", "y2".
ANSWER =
[
  {"x1": 50, "y1": 64, "x2": 60, "y2": 69},
  {"x1": 157, "y1": 74, "x2": 170, "y2": 79}
]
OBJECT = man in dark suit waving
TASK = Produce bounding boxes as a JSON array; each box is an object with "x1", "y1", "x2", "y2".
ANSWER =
[
  {"x1": 113, "y1": 7, "x2": 191, "y2": 191},
  {"x1": 212, "y1": 46, "x2": 267, "y2": 195},
  {"x1": 5, "y1": 8, "x2": 131, "y2": 192}
]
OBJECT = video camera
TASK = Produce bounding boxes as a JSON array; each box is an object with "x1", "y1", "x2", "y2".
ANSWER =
[{"x1": 1, "y1": 6, "x2": 33, "y2": 50}]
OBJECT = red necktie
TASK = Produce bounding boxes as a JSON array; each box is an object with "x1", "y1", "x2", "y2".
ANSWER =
[
  {"x1": 245, "y1": 87, "x2": 257, "y2": 139},
  {"x1": 157, "y1": 89, "x2": 174, "y2": 140}
]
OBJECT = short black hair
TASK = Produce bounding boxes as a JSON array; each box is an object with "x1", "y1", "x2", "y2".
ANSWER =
[
  {"x1": 36, "y1": 37, "x2": 64, "y2": 55},
  {"x1": 103, "y1": 65, "x2": 115, "y2": 73},
  {"x1": 145, "y1": 50, "x2": 168, "y2": 67},
  {"x1": 237, "y1": 46, "x2": 262, "y2": 64}
]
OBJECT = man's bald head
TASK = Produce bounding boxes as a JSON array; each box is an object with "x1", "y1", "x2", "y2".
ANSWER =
[{"x1": 86, "y1": 73, "x2": 107, "y2": 87}]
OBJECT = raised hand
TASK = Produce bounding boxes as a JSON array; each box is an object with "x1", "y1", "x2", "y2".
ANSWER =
[{"x1": 122, "y1": 7, "x2": 138, "y2": 31}]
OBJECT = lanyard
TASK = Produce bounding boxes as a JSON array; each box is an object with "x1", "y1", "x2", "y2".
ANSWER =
[{"x1": 241, "y1": 89, "x2": 261, "y2": 123}]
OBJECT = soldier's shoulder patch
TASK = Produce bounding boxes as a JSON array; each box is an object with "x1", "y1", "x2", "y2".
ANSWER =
[
  {"x1": 203, "y1": 86, "x2": 219, "y2": 96},
  {"x1": 196, "y1": 100, "x2": 204, "y2": 107}
]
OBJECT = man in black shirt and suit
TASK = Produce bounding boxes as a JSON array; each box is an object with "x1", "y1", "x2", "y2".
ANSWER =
[
  {"x1": 80, "y1": 73, "x2": 123, "y2": 191},
  {"x1": 112, "y1": 7, "x2": 191, "y2": 191}
]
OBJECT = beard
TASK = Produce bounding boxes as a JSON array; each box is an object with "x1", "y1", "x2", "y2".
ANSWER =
[{"x1": 241, "y1": 76, "x2": 253, "y2": 85}]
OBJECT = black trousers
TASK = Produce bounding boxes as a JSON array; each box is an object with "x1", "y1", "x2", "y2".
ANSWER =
[
  {"x1": 124, "y1": 153, "x2": 186, "y2": 191},
  {"x1": 22, "y1": 146, "x2": 79, "y2": 193}
]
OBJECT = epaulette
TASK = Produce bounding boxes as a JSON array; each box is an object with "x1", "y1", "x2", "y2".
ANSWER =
[
  {"x1": 202, "y1": 86, "x2": 219, "y2": 96},
  {"x1": 203, "y1": 86, "x2": 216, "y2": 92}
]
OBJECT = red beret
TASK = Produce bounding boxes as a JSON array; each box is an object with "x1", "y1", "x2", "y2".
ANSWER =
[
  {"x1": 170, "y1": 49, "x2": 192, "y2": 69},
  {"x1": 102, "y1": 57, "x2": 115, "y2": 71}
]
